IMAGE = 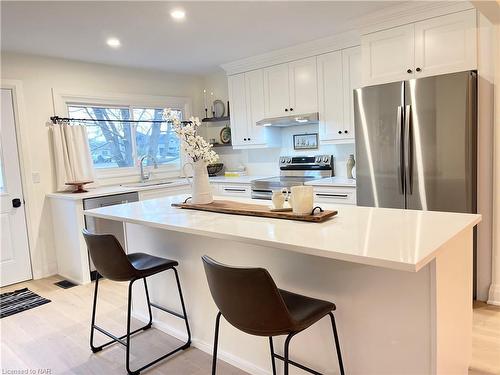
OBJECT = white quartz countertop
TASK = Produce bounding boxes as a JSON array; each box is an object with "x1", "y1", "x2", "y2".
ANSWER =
[
  {"x1": 209, "y1": 176, "x2": 269, "y2": 184},
  {"x1": 47, "y1": 179, "x2": 189, "y2": 200},
  {"x1": 84, "y1": 194, "x2": 481, "y2": 272},
  {"x1": 305, "y1": 177, "x2": 356, "y2": 187}
]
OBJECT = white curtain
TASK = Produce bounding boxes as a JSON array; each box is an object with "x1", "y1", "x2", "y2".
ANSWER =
[{"x1": 50, "y1": 122, "x2": 95, "y2": 191}]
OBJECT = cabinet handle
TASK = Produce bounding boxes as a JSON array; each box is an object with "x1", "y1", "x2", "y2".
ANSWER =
[
  {"x1": 285, "y1": 108, "x2": 288, "y2": 112},
  {"x1": 344, "y1": 130, "x2": 348, "y2": 134},
  {"x1": 316, "y1": 193, "x2": 348, "y2": 198},
  {"x1": 224, "y1": 188, "x2": 246, "y2": 192},
  {"x1": 416, "y1": 67, "x2": 422, "y2": 72},
  {"x1": 243, "y1": 138, "x2": 247, "y2": 141},
  {"x1": 338, "y1": 131, "x2": 342, "y2": 134},
  {"x1": 407, "y1": 69, "x2": 413, "y2": 74},
  {"x1": 248, "y1": 137, "x2": 251, "y2": 140},
  {"x1": 290, "y1": 108, "x2": 294, "y2": 111}
]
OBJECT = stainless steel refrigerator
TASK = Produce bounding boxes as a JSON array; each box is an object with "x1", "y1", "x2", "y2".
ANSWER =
[{"x1": 354, "y1": 70, "x2": 477, "y2": 214}]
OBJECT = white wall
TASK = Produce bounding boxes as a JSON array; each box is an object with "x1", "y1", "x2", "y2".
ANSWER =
[
  {"x1": 1, "y1": 52, "x2": 204, "y2": 279},
  {"x1": 202, "y1": 71, "x2": 356, "y2": 177}
]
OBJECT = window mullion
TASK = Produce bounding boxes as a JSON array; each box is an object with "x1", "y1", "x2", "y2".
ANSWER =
[{"x1": 129, "y1": 106, "x2": 138, "y2": 167}]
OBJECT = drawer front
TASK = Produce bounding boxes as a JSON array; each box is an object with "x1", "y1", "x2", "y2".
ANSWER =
[
  {"x1": 219, "y1": 184, "x2": 251, "y2": 197},
  {"x1": 314, "y1": 188, "x2": 356, "y2": 205}
]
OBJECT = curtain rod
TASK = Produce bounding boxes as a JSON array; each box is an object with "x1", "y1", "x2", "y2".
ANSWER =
[{"x1": 49, "y1": 115, "x2": 191, "y2": 124}]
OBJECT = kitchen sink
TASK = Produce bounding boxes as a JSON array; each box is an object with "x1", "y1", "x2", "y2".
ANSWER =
[{"x1": 121, "y1": 180, "x2": 177, "y2": 188}]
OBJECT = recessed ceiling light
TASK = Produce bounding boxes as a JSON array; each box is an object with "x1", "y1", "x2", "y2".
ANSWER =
[
  {"x1": 170, "y1": 9, "x2": 186, "y2": 20},
  {"x1": 106, "y1": 38, "x2": 121, "y2": 48}
]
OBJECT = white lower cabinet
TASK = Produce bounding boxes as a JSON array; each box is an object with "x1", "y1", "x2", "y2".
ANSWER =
[{"x1": 314, "y1": 187, "x2": 356, "y2": 205}]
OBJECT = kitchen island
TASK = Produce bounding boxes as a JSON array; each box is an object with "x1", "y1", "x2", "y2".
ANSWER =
[{"x1": 84, "y1": 195, "x2": 480, "y2": 375}]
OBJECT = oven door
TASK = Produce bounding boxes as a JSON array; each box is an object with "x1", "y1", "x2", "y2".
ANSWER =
[{"x1": 251, "y1": 189, "x2": 273, "y2": 200}]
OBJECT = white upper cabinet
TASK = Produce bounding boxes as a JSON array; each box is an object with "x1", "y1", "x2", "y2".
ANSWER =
[
  {"x1": 342, "y1": 46, "x2": 362, "y2": 138},
  {"x1": 288, "y1": 57, "x2": 318, "y2": 114},
  {"x1": 228, "y1": 73, "x2": 248, "y2": 147},
  {"x1": 263, "y1": 64, "x2": 290, "y2": 118},
  {"x1": 317, "y1": 46, "x2": 361, "y2": 144},
  {"x1": 244, "y1": 69, "x2": 266, "y2": 145},
  {"x1": 362, "y1": 24, "x2": 415, "y2": 86},
  {"x1": 361, "y1": 9, "x2": 477, "y2": 86},
  {"x1": 414, "y1": 10, "x2": 477, "y2": 78},
  {"x1": 264, "y1": 57, "x2": 318, "y2": 118},
  {"x1": 228, "y1": 70, "x2": 278, "y2": 149},
  {"x1": 317, "y1": 51, "x2": 344, "y2": 142}
]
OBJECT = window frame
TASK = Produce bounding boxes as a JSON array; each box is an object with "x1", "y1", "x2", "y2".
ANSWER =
[{"x1": 53, "y1": 90, "x2": 192, "y2": 183}]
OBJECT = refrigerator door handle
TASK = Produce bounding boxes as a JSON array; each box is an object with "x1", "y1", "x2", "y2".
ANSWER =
[
  {"x1": 397, "y1": 106, "x2": 404, "y2": 194},
  {"x1": 404, "y1": 105, "x2": 413, "y2": 195}
]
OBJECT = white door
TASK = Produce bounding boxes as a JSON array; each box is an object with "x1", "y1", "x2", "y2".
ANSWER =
[
  {"x1": 288, "y1": 56, "x2": 318, "y2": 114},
  {"x1": 228, "y1": 73, "x2": 248, "y2": 147},
  {"x1": 317, "y1": 51, "x2": 344, "y2": 142},
  {"x1": 414, "y1": 9, "x2": 477, "y2": 78},
  {"x1": 361, "y1": 24, "x2": 415, "y2": 86},
  {"x1": 342, "y1": 46, "x2": 361, "y2": 139},
  {"x1": 0, "y1": 88, "x2": 32, "y2": 286},
  {"x1": 263, "y1": 63, "x2": 290, "y2": 118},
  {"x1": 244, "y1": 69, "x2": 266, "y2": 145}
]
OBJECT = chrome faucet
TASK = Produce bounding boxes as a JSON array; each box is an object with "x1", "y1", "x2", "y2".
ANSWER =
[{"x1": 140, "y1": 154, "x2": 158, "y2": 182}]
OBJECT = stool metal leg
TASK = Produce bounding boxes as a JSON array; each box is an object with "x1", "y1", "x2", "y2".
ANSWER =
[
  {"x1": 90, "y1": 273, "x2": 100, "y2": 353},
  {"x1": 212, "y1": 311, "x2": 222, "y2": 375},
  {"x1": 90, "y1": 267, "x2": 192, "y2": 375},
  {"x1": 328, "y1": 312, "x2": 345, "y2": 375},
  {"x1": 143, "y1": 278, "x2": 153, "y2": 328},
  {"x1": 269, "y1": 337, "x2": 277, "y2": 375}
]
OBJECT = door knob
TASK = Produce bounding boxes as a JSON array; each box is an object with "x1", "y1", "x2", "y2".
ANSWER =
[
  {"x1": 338, "y1": 131, "x2": 342, "y2": 134},
  {"x1": 416, "y1": 67, "x2": 422, "y2": 72},
  {"x1": 12, "y1": 198, "x2": 22, "y2": 208},
  {"x1": 344, "y1": 130, "x2": 348, "y2": 134},
  {"x1": 290, "y1": 108, "x2": 294, "y2": 111},
  {"x1": 285, "y1": 108, "x2": 288, "y2": 112},
  {"x1": 407, "y1": 69, "x2": 413, "y2": 73}
]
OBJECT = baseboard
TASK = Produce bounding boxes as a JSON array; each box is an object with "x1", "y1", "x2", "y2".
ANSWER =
[
  {"x1": 487, "y1": 283, "x2": 500, "y2": 306},
  {"x1": 132, "y1": 312, "x2": 270, "y2": 375}
]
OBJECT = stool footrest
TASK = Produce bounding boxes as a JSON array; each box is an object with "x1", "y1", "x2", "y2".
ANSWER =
[
  {"x1": 150, "y1": 302, "x2": 185, "y2": 319},
  {"x1": 272, "y1": 353, "x2": 323, "y2": 375},
  {"x1": 93, "y1": 323, "x2": 150, "y2": 349}
]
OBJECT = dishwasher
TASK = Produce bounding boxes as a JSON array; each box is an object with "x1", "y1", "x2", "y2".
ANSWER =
[{"x1": 83, "y1": 192, "x2": 139, "y2": 280}]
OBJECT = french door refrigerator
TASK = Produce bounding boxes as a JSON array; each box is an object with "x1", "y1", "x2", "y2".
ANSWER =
[{"x1": 354, "y1": 70, "x2": 477, "y2": 214}]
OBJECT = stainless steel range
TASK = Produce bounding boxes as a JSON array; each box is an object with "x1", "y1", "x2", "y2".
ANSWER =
[{"x1": 251, "y1": 155, "x2": 334, "y2": 200}]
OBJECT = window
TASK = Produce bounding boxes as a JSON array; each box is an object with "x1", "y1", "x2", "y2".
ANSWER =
[{"x1": 67, "y1": 105, "x2": 183, "y2": 170}]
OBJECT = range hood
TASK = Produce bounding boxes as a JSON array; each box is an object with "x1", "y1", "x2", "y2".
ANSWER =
[{"x1": 256, "y1": 112, "x2": 319, "y2": 127}]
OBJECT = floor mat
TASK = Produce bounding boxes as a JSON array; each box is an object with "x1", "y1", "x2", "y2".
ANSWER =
[{"x1": 0, "y1": 287, "x2": 51, "y2": 318}]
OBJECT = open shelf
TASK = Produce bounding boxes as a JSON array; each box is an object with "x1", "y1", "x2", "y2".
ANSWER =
[
  {"x1": 202, "y1": 116, "x2": 230, "y2": 123},
  {"x1": 210, "y1": 143, "x2": 232, "y2": 148}
]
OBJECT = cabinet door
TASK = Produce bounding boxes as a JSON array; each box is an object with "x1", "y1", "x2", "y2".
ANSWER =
[
  {"x1": 414, "y1": 9, "x2": 476, "y2": 77},
  {"x1": 361, "y1": 24, "x2": 415, "y2": 86},
  {"x1": 288, "y1": 57, "x2": 318, "y2": 114},
  {"x1": 228, "y1": 73, "x2": 248, "y2": 147},
  {"x1": 245, "y1": 69, "x2": 266, "y2": 145},
  {"x1": 317, "y1": 51, "x2": 344, "y2": 142},
  {"x1": 263, "y1": 63, "x2": 290, "y2": 118},
  {"x1": 342, "y1": 46, "x2": 361, "y2": 139}
]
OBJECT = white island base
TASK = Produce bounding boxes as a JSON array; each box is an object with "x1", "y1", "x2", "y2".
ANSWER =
[{"x1": 84, "y1": 196, "x2": 479, "y2": 375}]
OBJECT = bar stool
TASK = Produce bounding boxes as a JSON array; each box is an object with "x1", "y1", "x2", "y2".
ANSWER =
[
  {"x1": 202, "y1": 255, "x2": 344, "y2": 375},
  {"x1": 82, "y1": 229, "x2": 191, "y2": 375}
]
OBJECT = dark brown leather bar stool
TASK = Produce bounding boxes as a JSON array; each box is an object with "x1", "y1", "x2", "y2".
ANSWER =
[
  {"x1": 82, "y1": 229, "x2": 191, "y2": 375},
  {"x1": 202, "y1": 255, "x2": 344, "y2": 375}
]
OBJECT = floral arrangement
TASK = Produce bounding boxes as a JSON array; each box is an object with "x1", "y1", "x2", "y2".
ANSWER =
[{"x1": 163, "y1": 109, "x2": 219, "y2": 164}]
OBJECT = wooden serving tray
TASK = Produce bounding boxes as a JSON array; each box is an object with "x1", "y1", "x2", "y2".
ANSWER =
[{"x1": 171, "y1": 200, "x2": 337, "y2": 223}]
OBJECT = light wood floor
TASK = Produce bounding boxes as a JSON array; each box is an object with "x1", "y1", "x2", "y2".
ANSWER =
[{"x1": 1, "y1": 276, "x2": 500, "y2": 375}]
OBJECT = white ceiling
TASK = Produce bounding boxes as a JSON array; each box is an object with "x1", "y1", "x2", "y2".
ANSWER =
[{"x1": 2, "y1": 1, "x2": 398, "y2": 74}]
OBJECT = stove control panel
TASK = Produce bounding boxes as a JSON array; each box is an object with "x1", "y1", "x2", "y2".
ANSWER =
[{"x1": 279, "y1": 155, "x2": 333, "y2": 167}]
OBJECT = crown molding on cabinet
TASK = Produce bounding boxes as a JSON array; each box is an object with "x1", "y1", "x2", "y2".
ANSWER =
[{"x1": 221, "y1": 1, "x2": 474, "y2": 76}]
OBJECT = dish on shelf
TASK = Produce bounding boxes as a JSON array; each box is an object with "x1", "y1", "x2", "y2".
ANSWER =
[{"x1": 220, "y1": 126, "x2": 231, "y2": 144}]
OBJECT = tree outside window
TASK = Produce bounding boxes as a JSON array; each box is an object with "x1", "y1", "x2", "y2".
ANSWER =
[{"x1": 67, "y1": 105, "x2": 182, "y2": 169}]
